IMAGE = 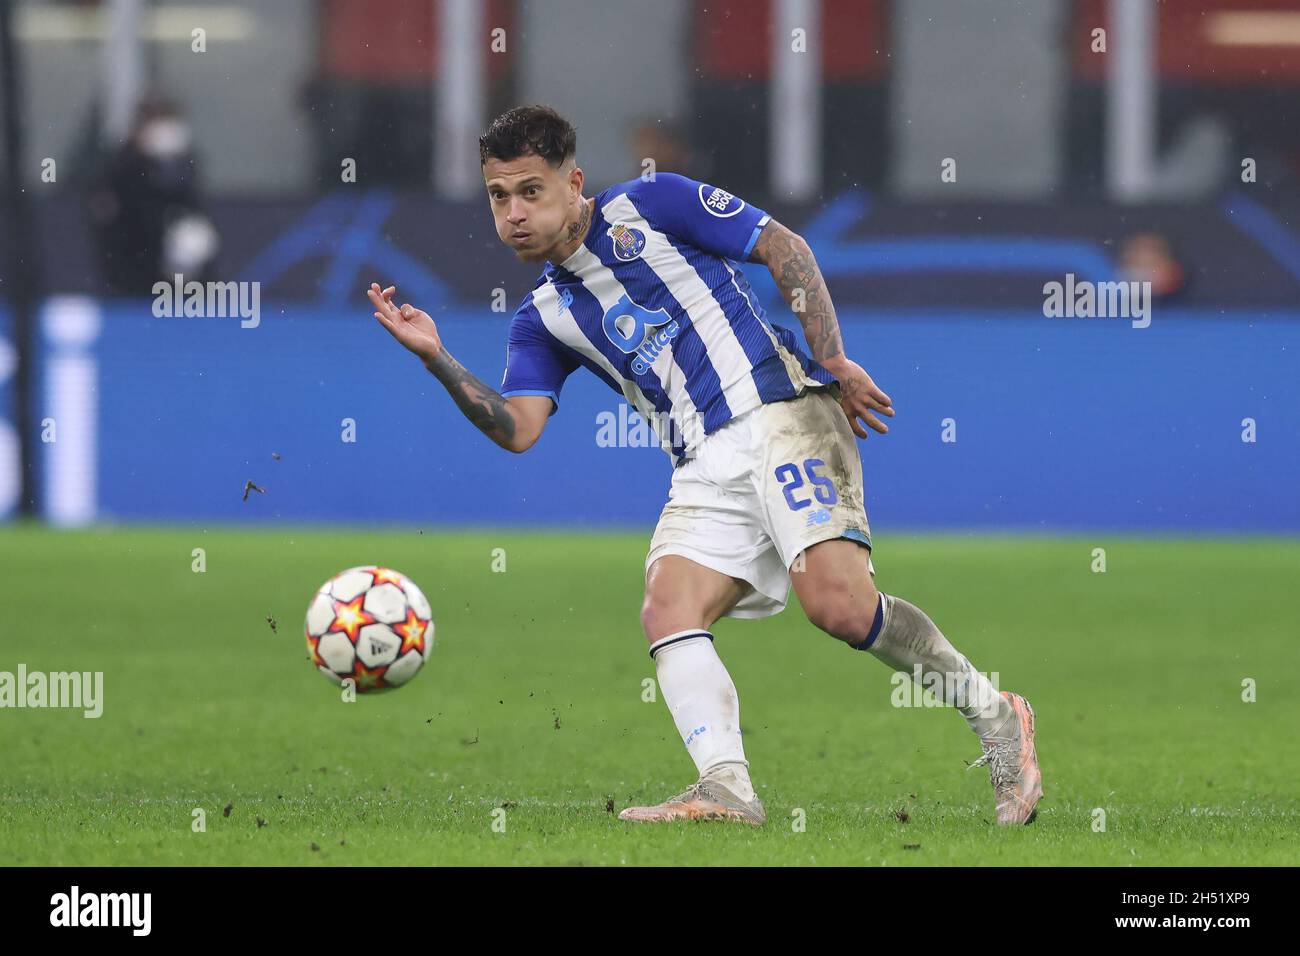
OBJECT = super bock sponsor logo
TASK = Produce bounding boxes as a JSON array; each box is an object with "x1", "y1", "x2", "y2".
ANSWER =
[{"x1": 698, "y1": 183, "x2": 745, "y2": 218}]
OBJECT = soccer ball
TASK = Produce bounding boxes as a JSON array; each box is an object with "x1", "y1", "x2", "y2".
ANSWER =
[{"x1": 305, "y1": 566, "x2": 435, "y2": 692}]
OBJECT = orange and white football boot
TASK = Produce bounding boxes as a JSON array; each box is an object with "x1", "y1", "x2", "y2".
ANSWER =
[
  {"x1": 618, "y1": 775, "x2": 766, "y2": 826},
  {"x1": 968, "y1": 690, "x2": 1043, "y2": 825}
]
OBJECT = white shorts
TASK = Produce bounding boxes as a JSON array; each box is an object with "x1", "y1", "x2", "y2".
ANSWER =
[{"x1": 646, "y1": 387, "x2": 874, "y2": 619}]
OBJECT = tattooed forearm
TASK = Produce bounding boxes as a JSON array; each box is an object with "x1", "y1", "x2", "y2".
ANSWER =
[
  {"x1": 750, "y1": 220, "x2": 844, "y2": 364},
  {"x1": 426, "y1": 350, "x2": 518, "y2": 449}
]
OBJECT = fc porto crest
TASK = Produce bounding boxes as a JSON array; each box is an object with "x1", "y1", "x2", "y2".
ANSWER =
[{"x1": 608, "y1": 223, "x2": 646, "y2": 262}]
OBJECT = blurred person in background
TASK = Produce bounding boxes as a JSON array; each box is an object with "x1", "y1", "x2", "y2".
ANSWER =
[
  {"x1": 301, "y1": 0, "x2": 437, "y2": 186},
  {"x1": 88, "y1": 99, "x2": 218, "y2": 296},
  {"x1": 1118, "y1": 232, "x2": 1188, "y2": 301},
  {"x1": 627, "y1": 117, "x2": 701, "y2": 181}
]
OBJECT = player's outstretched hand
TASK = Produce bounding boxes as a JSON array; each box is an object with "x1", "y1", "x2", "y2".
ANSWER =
[
  {"x1": 367, "y1": 283, "x2": 443, "y2": 364},
  {"x1": 823, "y1": 355, "x2": 894, "y2": 439}
]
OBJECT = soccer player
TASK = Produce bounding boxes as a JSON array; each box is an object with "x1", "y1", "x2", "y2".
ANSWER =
[{"x1": 368, "y1": 105, "x2": 1042, "y2": 825}]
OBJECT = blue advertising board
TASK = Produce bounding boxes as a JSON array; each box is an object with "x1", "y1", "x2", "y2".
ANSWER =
[
  {"x1": 0, "y1": 306, "x2": 16, "y2": 519},
  {"x1": 29, "y1": 297, "x2": 1300, "y2": 532}
]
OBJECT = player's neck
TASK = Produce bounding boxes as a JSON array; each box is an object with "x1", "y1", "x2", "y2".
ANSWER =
[{"x1": 546, "y1": 196, "x2": 594, "y2": 266}]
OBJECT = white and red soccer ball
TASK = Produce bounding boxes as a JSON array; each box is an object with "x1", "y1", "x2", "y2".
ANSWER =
[{"x1": 305, "y1": 566, "x2": 434, "y2": 692}]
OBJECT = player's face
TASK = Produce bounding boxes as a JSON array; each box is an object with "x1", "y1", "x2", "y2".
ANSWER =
[{"x1": 483, "y1": 154, "x2": 581, "y2": 263}]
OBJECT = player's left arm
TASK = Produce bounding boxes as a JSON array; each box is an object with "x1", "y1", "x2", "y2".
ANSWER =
[{"x1": 749, "y1": 219, "x2": 895, "y2": 438}]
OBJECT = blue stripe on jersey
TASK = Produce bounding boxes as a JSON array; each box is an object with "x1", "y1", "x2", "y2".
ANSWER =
[
  {"x1": 660, "y1": 235, "x2": 800, "y2": 405},
  {"x1": 588, "y1": 206, "x2": 733, "y2": 433},
  {"x1": 523, "y1": 297, "x2": 628, "y2": 396},
  {"x1": 523, "y1": 299, "x2": 623, "y2": 395},
  {"x1": 549, "y1": 270, "x2": 669, "y2": 411},
  {"x1": 716, "y1": 264, "x2": 836, "y2": 387},
  {"x1": 719, "y1": 261, "x2": 830, "y2": 394},
  {"x1": 570, "y1": 350, "x2": 625, "y2": 394},
  {"x1": 550, "y1": 268, "x2": 686, "y2": 459},
  {"x1": 712, "y1": 258, "x2": 803, "y2": 403}
]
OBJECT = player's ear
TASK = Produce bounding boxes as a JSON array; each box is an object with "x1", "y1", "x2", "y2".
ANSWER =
[{"x1": 568, "y1": 163, "x2": 584, "y2": 198}]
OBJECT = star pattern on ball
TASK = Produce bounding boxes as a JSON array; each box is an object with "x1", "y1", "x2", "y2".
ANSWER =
[
  {"x1": 393, "y1": 607, "x2": 428, "y2": 656},
  {"x1": 310, "y1": 567, "x2": 432, "y2": 693},
  {"x1": 369, "y1": 566, "x2": 407, "y2": 588},
  {"x1": 305, "y1": 631, "x2": 326, "y2": 668},
  {"x1": 348, "y1": 659, "x2": 387, "y2": 693},
  {"x1": 329, "y1": 595, "x2": 375, "y2": 643}
]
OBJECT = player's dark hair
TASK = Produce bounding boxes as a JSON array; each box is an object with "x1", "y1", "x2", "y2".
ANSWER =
[{"x1": 479, "y1": 105, "x2": 577, "y2": 167}]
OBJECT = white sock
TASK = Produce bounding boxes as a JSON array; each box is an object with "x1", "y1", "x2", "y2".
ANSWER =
[
  {"x1": 862, "y1": 593, "x2": 1015, "y2": 739},
  {"x1": 650, "y1": 629, "x2": 755, "y2": 800}
]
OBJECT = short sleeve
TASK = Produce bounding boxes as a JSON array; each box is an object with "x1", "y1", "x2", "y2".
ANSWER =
[
  {"x1": 624, "y1": 173, "x2": 770, "y2": 261},
  {"x1": 500, "y1": 303, "x2": 579, "y2": 415}
]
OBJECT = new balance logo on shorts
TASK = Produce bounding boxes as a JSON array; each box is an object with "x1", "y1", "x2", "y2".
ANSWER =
[{"x1": 805, "y1": 508, "x2": 832, "y2": 528}]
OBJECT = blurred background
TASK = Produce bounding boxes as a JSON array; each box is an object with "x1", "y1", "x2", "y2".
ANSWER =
[{"x1": 0, "y1": 0, "x2": 1296, "y2": 530}]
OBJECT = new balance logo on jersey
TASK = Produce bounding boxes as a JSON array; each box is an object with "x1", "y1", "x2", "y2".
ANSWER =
[
  {"x1": 557, "y1": 287, "x2": 574, "y2": 314},
  {"x1": 602, "y1": 294, "x2": 680, "y2": 375}
]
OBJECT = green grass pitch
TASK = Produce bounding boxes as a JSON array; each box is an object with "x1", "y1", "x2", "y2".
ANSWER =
[{"x1": 2, "y1": 526, "x2": 1297, "y2": 866}]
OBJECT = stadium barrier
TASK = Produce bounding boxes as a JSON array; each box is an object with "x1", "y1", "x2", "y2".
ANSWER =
[{"x1": 1, "y1": 297, "x2": 1294, "y2": 531}]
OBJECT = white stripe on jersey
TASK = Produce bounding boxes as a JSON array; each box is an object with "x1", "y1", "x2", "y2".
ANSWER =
[
  {"x1": 532, "y1": 275, "x2": 695, "y2": 455},
  {"x1": 602, "y1": 193, "x2": 765, "y2": 417},
  {"x1": 561, "y1": 246, "x2": 707, "y2": 453},
  {"x1": 722, "y1": 259, "x2": 824, "y2": 392},
  {"x1": 724, "y1": 260, "x2": 789, "y2": 362}
]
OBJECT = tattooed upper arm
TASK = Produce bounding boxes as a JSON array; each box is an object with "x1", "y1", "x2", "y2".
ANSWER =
[
  {"x1": 748, "y1": 218, "x2": 796, "y2": 266},
  {"x1": 749, "y1": 218, "x2": 818, "y2": 291},
  {"x1": 748, "y1": 219, "x2": 844, "y2": 365}
]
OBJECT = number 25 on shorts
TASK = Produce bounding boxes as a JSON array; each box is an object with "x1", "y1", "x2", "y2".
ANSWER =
[{"x1": 774, "y1": 459, "x2": 838, "y2": 511}]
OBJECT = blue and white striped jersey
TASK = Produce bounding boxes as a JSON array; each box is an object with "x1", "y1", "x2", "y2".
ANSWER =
[{"x1": 499, "y1": 173, "x2": 835, "y2": 463}]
